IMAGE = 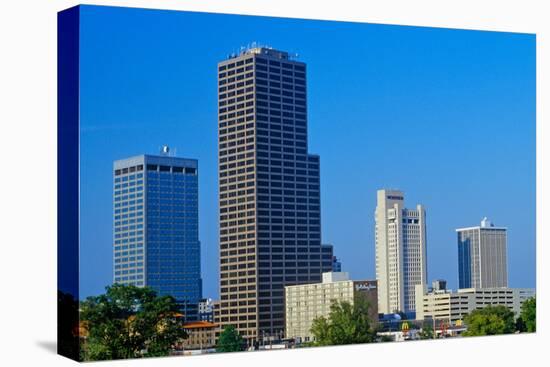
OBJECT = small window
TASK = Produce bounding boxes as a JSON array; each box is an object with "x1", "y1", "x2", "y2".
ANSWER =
[
  {"x1": 173, "y1": 166, "x2": 184, "y2": 173},
  {"x1": 159, "y1": 165, "x2": 170, "y2": 172},
  {"x1": 146, "y1": 164, "x2": 157, "y2": 171},
  {"x1": 186, "y1": 167, "x2": 197, "y2": 175}
]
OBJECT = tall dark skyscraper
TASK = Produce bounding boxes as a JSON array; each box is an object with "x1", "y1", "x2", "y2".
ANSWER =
[
  {"x1": 217, "y1": 46, "x2": 332, "y2": 342},
  {"x1": 113, "y1": 148, "x2": 202, "y2": 321}
]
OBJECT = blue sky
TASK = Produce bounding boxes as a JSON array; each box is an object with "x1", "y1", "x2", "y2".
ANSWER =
[{"x1": 79, "y1": 5, "x2": 536, "y2": 300}]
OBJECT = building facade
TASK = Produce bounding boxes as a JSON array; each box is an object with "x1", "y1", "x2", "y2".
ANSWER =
[
  {"x1": 457, "y1": 217, "x2": 508, "y2": 289},
  {"x1": 415, "y1": 285, "x2": 535, "y2": 323},
  {"x1": 198, "y1": 298, "x2": 214, "y2": 322},
  {"x1": 331, "y1": 255, "x2": 342, "y2": 272},
  {"x1": 375, "y1": 189, "x2": 427, "y2": 315},
  {"x1": 113, "y1": 151, "x2": 202, "y2": 320},
  {"x1": 285, "y1": 272, "x2": 378, "y2": 342},
  {"x1": 217, "y1": 46, "x2": 333, "y2": 343},
  {"x1": 180, "y1": 321, "x2": 218, "y2": 350}
]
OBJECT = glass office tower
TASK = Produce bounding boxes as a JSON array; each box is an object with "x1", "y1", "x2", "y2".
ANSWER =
[
  {"x1": 113, "y1": 149, "x2": 202, "y2": 320},
  {"x1": 457, "y1": 217, "x2": 508, "y2": 289},
  {"x1": 217, "y1": 47, "x2": 333, "y2": 343}
]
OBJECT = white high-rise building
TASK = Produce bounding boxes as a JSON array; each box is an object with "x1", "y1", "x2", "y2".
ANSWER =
[
  {"x1": 456, "y1": 217, "x2": 508, "y2": 289},
  {"x1": 375, "y1": 189, "x2": 427, "y2": 314}
]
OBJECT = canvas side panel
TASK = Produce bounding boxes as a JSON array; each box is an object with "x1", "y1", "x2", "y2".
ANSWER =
[{"x1": 57, "y1": 5, "x2": 81, "y2": 362}]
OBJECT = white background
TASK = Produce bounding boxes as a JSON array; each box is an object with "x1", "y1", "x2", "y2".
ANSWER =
[{"x1": 0, "y1": 0, "x2": 547, "y2": 366}]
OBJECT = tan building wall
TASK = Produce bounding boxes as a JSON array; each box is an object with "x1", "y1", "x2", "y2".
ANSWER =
[
  {"x1": 415, "y1": 286, "x2": 535, "y2": 323},
  {"x1": 285, "y1": 273, "x2": 377, "y2": 342},
  {"x1": 181, "y1": 321, "x2": 217, "y2": 350}
]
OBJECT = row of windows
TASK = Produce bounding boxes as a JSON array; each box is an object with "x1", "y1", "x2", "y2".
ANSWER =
[
  {"x1": 219, "y1": 57, "x2": 304, "y2": 71},
  {"x1": 256, "y1": 58, "x2": 305, "y2": 70},
  {"x1": 256, "y1": 132, "x2": 307, "y2": 144},
  {"x1": 114, "y1": 249, "x2": 144, "y2": 257},
  {"x1": 114, "y1": 193, "x2": 143, "y2": 203},
  {"x1": 256, "y1": 109, "x2": 306, "y2": 120},
  {"x1": 218, "y1": 71, "x2": 254, "y2": 84},
  {"x1": 218, "y1": 57, "x2": 254, "y2": 71},
  {"x1": 115, "y1": 164, "x2": 143, "y2": 176},
  {"x1": 114, "y1": 268, "x2": 144, "y2": 275},
  {"x1": 218, "y1": 79, "x2": 254, "y2": 92},
  {"x1": 114, "y1": 234, "x2": 144, "y2": 242},
  {"x1": 115, "y1": 255, "x2": 144, "y2": 263},
  {"x1": 218, "y1": 111, "x2": 254, "y2": 122},
  {"x1": 218, "y1": 92, "x2": 255, "y2": 106},
  {"x1": 220, "y1": 66, "x2": 304, "y2": 80},
  {"x1": 145, "y1": 164, "x2": 197, "y2": 174},
  {"x1": 255, "y1": 81, "x2": 306, "y2": 93},
  {"x1": 218, "y1": 64, "x2": 254, "y2": 78},
  {"x1": 114, "y1": 173, "x2": 144, "y2": 183},
  {"x1": 114, "y1": 206, "x2": 144, "y2": 214},
  {"x1": 115, "y1": 262, "x2": 144, "y2": 269},
  {"x1": 114, "y1": 187, "x2": 143, "y2": 196},
  {"x1": 114, "y1": 199, "x2": 144, "y2": 208},
  {"x1": 218, "y1": 87, "x2": 254, "y2": 101},
  {"x1": 114, "y1": 180, "x2": 144, "y2": 189}
]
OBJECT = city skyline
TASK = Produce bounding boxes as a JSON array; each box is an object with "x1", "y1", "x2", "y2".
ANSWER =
[{"x1": 78, "y1": 5, "x2": 536, "y2": 301}]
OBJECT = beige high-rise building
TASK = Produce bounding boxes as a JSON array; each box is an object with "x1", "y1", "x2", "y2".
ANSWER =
[
  {"x1": 217, "y1": 46, "x2": 333, "y2": 344},
  {"x1": 285, "y1": 273, "x2": 378, "y2": 342},
  {"x1": 375, "y1": 189, "x2": 427, "y2": 314}
]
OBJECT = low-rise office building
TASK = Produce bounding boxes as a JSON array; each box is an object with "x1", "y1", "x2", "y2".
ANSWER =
[
  {"x1": 181, "y1": 321, "x2": 217, "y2": 350},
  {"x1": 415, "y1": 285, "x2": 535, "y2": 323},
  {"x1": 285, "y1": 272, "x2": 378, "y2": 343}
]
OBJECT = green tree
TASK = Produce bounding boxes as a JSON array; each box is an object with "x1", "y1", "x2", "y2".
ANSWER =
[
  {"x1": 462, "y1": 305, "x2": 516, "y2": 337},
  {"x1": 79, "y1": 284, "x2": 187, "y2": 361},
  {"x1": 216, "y1": 325, "x2": 244, "y2": 352},
  {"x1": 310, "y1": 297, "x2": 376, "y2": 346},
  {"x1": 517, "y1": 297, "x2": 536, "y2": 332},
  {"x1": 418, "y1": 321, "x2": 434, "y2": 340}
]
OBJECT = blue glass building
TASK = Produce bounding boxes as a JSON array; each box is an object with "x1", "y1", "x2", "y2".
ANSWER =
[{"x1": 113, "y1": 150, "x2": 202, "y2": 320}]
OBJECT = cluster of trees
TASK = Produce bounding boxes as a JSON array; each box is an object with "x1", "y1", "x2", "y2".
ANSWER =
[
  {"x1": 310, "y1": 297, "x2": 377, "y2": 346},
  {"x1": 216, "y1": 325, "x2": 245, "y2": 352},
  {"x1": 79, "y1": 284, "x2": 188, "y2": 361},
  {"x1": 463, "y1": 297, "x2": 536, "y2": 336},
  {"x1": 307, "y1": 296, "x2": 536, "y2": 346}
]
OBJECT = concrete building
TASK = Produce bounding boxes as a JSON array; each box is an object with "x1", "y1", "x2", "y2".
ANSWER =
[
  {"x1": 415, "y1": 284, "x2": 535, "y2": 323},
  {"x1": 217, "y1": 46, "x2": 333, "y2": 343},
  {"x1": 457, "y1": 217, "x2": 508, "y2": 289},
  {"x1": 180, "y1": 321, "x2": 217, "y2": 350},
  {"x1": 285, "y1": 272, "x2": 378, "y2": 343},
  {"x1": 375, "y1": 189, "x2": 427, "y2": 315},
  {"x1": 113, "y1": 148, "x2": 202, "y2": 321}
]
